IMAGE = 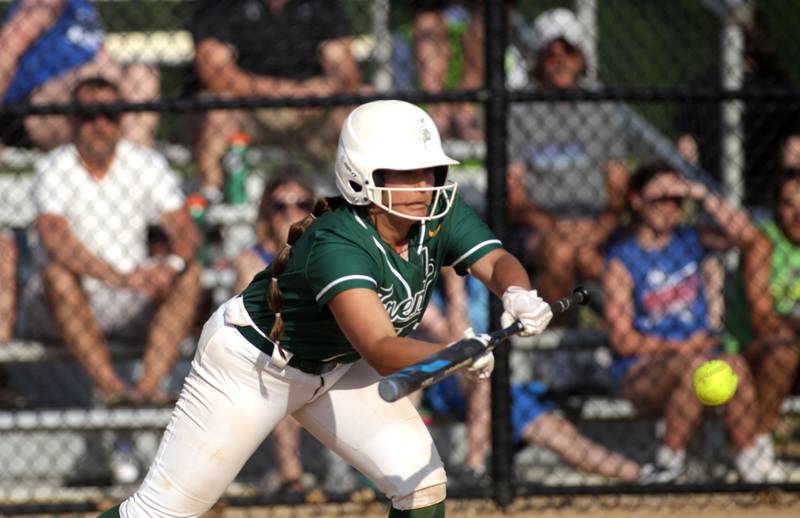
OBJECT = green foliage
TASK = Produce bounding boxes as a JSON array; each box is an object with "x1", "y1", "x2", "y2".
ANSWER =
[{"x1": 597, "y1": 0, "x2": 718, "y2": 136}]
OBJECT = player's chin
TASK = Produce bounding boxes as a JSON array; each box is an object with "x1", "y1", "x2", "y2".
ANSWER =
[{"x1": 395, "y1": 202, "x2": 430, "y2": 218}]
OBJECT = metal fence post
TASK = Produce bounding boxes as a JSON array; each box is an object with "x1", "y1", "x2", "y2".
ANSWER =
[{"x1": 484, "y1": 0, "x2": 513, "y2": 510}]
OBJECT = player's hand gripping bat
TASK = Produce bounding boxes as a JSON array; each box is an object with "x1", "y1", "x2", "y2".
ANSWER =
[{"x1": 378, "y1": 286, "x2": 590, "y2": 402}]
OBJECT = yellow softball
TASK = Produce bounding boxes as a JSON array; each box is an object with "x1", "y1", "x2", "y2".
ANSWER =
[{"x1": 692, "y1": 359, "x2": 738, "y2": 406}]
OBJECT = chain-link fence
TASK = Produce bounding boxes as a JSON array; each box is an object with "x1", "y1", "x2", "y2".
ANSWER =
[{"x1": 1, "y1": 0, "x2": 800, "y2": 516}]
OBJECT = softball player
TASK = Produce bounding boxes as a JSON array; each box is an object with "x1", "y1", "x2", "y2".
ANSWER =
[{"x1": 99, "y1": 100, "x2": 553, "y2": 517}]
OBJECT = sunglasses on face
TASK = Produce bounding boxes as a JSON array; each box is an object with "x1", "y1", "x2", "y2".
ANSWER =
[
  {"x1": 270, "y1": 199, "x2": 314, "y2": 214},
  {"x1": 542, "y1": 40, "x2": 581, "y2": 59},
  {"x1": 76, "y1": 111, "x2": 121, "y2": 124},
  {"x1": 644, "y1": 195, "x2": 684, "y2": 206}
]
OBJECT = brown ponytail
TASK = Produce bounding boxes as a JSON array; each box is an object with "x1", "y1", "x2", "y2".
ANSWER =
[{"x1": 267, "y1": 196, "x2": 347, "y2": 341}]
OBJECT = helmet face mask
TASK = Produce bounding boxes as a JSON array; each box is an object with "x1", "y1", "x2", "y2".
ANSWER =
[
  {"x1": 370, "y1": 178, "x2": 459, "y2": 222},
  {"x1": 335, "y1": 100, "x2": 460, "y2": 222}
]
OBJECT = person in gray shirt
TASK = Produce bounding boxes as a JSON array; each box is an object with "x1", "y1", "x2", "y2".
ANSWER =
[
  {"x1": 507, "y1": 7, "x2": 707, "y2": 314},
  {"x1": 507, "y1": 8, "x2": 630, "y2": 313}
]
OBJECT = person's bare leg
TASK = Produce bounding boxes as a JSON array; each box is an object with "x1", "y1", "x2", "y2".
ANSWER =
[
  {"x1": 662, "y1": 356, "x2": 706, "y2": 451},
  {"x1": 749, "y1": 339, "x2": 799, "y2": 435},
  {"x1": 723, "y1": 354, "x2": 759, "y2": 449},
  {"x1": 465, "y1": 379, "x2": 490, "y2": 470},
  {"x1": 119, "y1": 63, "x2": 160, "y2": 148},
  {"x1": 620, "y1": 355, "x2": 702, "y2": 451},
  {"x1": 197, "y1": 109, "x2": 242, "y2": 192},
  {"x1": 42, "y1": 262, "x2": 126, "y2": 398},
  {"x1": 0, "y1": 237, "x2": 17, "y2": 342},
  {"x1": 134, "y1": 263, "x2": 201, "y2": 398},
  {"x1": 412, "y1": 9, "x2": 452, "y2": 135},
  {"x1": 523, "y1": 412, "x2": 642, "y2": 482},
  {"x1": 273, "y1": 417, "x2": 304, "y2": 483}
]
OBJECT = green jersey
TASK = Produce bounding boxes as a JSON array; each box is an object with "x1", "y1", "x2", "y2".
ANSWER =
[
  {"x1": 241, "y1": 194, "x2": 502, "y2": 362},
  {"x1": 726, "y1": 220, "x2": 800, "y2": 352}
]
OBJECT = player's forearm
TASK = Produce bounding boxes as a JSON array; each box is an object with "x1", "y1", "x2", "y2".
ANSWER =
[
  {"x1": 362, "y1": 336, "x2": 447, "y2": 377},
  {"x1": 485, "y1": 252, "x2": 531, "y2": 297}
]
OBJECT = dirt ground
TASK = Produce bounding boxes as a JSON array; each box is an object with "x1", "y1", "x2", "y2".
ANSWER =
[
  {"x1": 218, "y1": 492, "x2": 800, "y2": 518},
  {"x1": 221, "y1": 494, "x2": 799, "y2": 518},
  {"x1": 14, "y1": 492, "x2": 800, "y2": 517}
]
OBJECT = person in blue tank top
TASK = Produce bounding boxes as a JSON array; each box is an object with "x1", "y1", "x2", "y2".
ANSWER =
[
  {"x1": 0, "y1": 0, "x2": 159, "y2": 149},
  {"x1": 603, "y1": 160, "x2": 769, "y2": 482}
]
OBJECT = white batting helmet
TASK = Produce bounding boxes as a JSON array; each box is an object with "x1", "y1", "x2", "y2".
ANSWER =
[{"x1": 334, "y1": 100, "x2": 459, "y2": 221}]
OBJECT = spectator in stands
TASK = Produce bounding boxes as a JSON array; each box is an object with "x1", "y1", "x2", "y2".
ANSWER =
[
  {"x1": 411, "y1": 1, "x2": 529, "y2": 140},
  {"x1": 725, "y1": 167, "x2": 800, "y2": 466},
  {"x1": 0, "y1": 0, "x2": 159, "y2": 152},
  {"x1": 20, "y1": 77, "x2": 200, "y2": 406},
  {"x1": 232, "y1": 166, "x2": 315, "y2": 294},
  {"x1": 675, "y1": 16, "x2": 800, "y2": 210},
  {"x1": 232, "y1": 167, "x2": 319, "y2": 499},
  {"x1": 507, "y1": 7, "x2": 630, "y2": 310},
  {"x1": 190, "y1": 0, "x2": 362, "y2": 202},
  {"x1": 603, "y1": 160, "x2": 775, "y2": 482}
]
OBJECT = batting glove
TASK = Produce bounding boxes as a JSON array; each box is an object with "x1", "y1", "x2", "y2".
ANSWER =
[
  {"x1": 501, "y1": 286, "x2": 553, "y2": 337},
  {"x1": 461, "y1": 327, "x2": 494, "y2": 381}
]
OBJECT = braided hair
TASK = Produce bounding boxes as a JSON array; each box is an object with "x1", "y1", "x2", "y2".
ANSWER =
[{"x1": 267, "y1": 196, "x2": 348, "y2": 341}]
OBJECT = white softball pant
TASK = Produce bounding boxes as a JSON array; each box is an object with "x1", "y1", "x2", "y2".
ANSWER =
[{"x1": 119, "y1": 298, "x2": 446, "y2": 517}]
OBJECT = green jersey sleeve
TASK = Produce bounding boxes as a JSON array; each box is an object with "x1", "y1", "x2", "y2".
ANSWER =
[
  {"x1": 305, "y1": 227, "x2": 381, "y2": 306},
  {"x1": 442, "y1": 195, "x2": 503, "y2": 275}
]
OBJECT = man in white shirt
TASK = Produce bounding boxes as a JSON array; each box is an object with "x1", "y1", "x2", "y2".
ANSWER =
[{"x1": 23, "y1": 77, "x2": 200, "y2": 405}]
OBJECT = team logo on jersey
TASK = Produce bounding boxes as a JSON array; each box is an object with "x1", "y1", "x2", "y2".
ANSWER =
[{"x1": 378, "y1": 246, "x2": 437, "y2": 334}]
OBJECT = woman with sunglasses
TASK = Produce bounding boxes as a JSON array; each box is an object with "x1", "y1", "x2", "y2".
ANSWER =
[
  {"x1": 99, "y1": 100, "x2": 553, "y2": 518},
  {"x1": 233, "y1": 166, "x2": 315, "y2": 294},
  {"x1": 603, "y1": 160, "x2": 770, "y2": 482}
]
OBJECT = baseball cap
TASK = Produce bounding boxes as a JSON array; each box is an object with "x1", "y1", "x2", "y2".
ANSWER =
[{"x1": 531, "y1": 8, "x2": 587, "y2": 55}]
